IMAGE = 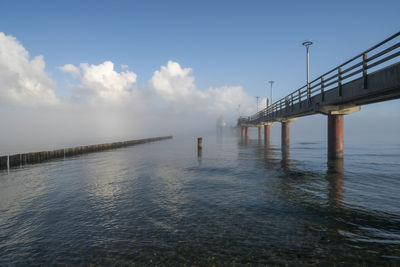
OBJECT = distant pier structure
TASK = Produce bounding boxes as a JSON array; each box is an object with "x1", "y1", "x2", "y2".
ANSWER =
[{"x1": 238, "y1": 32, "x2": 400, "y2": 160}]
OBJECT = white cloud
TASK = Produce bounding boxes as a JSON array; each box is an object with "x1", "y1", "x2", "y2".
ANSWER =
[
  {"x1": 150, "y1": 61, "x2": 196, "y2": 101},
  {"x1": 0, "y1": 33, "x2": 258, "y2": 152},
  {"x1": 0, "y1": 34, "x2": 399, "y2": 153},
  {"x1": 0, "y1": 32, "x2": 58, "y2": 106},
  {"x1": 202, "y1": 86, "x2": 255, "y2": 114},
  {"x1": 60, "y1": 61, "x2": 137, "y2": 102},
  {"x1": 59, "y1": 64, "x2": 80, "y2": 79},
  {"x1": 150, "y1": 61, "x2": 255, "y2": 121}
]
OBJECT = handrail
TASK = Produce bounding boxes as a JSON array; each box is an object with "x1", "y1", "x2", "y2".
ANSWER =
[{"x1": 244, "y1": 31, "x2": 400, "y2": 123}]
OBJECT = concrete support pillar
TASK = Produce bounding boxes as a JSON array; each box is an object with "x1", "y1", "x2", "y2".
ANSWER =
[
  {"x1": 281, "y1": 121, "x2": 290, "y2": 149},
  {"x1": 244, "y1": 127, "x2": 250, "y2": 145},
  {"x1": 281, "y1": 122, "x2": 290, "y2": 167},
  {"x1": 328, "y1": 115, "x2": 344, "y2": 159},
  {"x1": 241, "y1": 127, "x2": 246, "y2": 140},
  {"x1": 264, "y1": 125, "x2": 270, "y2": 146},
  {"x1": 258, "y1": 127, "x2": 262, "y2": 140}
]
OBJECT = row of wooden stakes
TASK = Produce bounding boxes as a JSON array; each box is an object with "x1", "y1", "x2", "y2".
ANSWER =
[{"x1": 0, "y1": 136, "x2": 172, "y2": 170}]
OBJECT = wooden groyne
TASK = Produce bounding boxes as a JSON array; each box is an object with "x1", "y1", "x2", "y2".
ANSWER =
[{"x1": 0, "y1": 136, "x2": 172, "y2": 170}]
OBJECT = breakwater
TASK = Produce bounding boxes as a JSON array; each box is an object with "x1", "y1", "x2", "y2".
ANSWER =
[{"x1": 0, "y1": 136, "x2": 172, "y2": 170}]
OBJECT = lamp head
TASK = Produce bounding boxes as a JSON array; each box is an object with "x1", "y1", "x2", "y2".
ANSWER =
[{"x1": 302, "y1": 41, "x2": 313, "y2": 48}]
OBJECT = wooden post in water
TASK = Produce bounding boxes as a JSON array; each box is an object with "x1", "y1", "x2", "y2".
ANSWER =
[
  {"x1": 0, "y1": 156, "x2": 7, "y2": 169},
  {"x1": 0, "y1": 136, "x2": 173, "y2": 170},
  {"x1": 197, "y1": 137, "x2": 203, "y2": 157}
]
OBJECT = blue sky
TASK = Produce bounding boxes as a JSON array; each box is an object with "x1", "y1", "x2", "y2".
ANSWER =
[
  {"x1": 1, "y1": 0, "x2": 398, "y2": 97},
  {"x1": 0, "y1": 0, "x2": 399, "y2": 152}
]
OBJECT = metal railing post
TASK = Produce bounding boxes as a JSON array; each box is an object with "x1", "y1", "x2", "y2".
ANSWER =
[
  {"x1": 299, "y1": 90, "x2": 302, "y2": 108},
  {"x1": 363, "y1": 53, "x2": 368, "y2": 89},
  {"x1": 285, "y1": 97, "x2": 288, "y2": 112},
  {"x1": 321, "y1": 76, "x2": 325, "y2": 102},
  {"x1": 338, "y1": 67, "x2": 342, "y2": 96},
  {"x1": 291, "y1": 94, "x2": 294, "y2": 111}
]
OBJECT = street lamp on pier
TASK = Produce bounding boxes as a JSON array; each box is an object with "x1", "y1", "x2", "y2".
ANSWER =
[
  {"x1": 302, "y1": 40, "x2": 313, "y2": 98},
  {"x1": 268, "y1": 81, "x2": 274, "y2": 106}
]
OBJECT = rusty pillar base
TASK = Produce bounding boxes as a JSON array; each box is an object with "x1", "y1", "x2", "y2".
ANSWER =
[
  {"x1": 240, "y1": 126, "x2": 246, "y2": 144},
  {"x1": 281, "y1": 121, "x2": 290, "y2": 149},
  {"x1": 245, "y1": 127, "x2": 250, "y2": 138},
  {"x1": 264, "y1": 125, "x2": 270, "y2": 146},
  {"x1": 328, "y1": 114, "x2": 344, "y2": 160},
  {"x1": 281, "y1": 122, "x2": 290, "y2": 166},
  {"x1": 245, "y1": 127, "x2": 250, "y2": 145}
]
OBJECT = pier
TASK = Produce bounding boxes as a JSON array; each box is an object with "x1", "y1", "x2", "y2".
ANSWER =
[{"x1": 239, "y1": 32, "x2": 400, "y2": 159}]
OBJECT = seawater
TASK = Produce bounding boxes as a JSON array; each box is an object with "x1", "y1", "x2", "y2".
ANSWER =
[{"x1": 0, "y1": 135, "x2": 399, "y2": 265}]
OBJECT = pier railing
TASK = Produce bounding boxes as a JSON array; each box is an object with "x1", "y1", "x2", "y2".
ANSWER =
[{"x1": 243, "y1": 31, "x2": 400, "y2": 123}]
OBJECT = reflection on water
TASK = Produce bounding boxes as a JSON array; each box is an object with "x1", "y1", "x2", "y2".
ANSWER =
[
  {"x1": 326, "y1": 159, "x2": 345, "y2": 208},
  {"x1": 0, "y1": 136, "x2": 400, "y2": 265},
  {"x1": 281, "y1": 143, "x2": 290, "y2": 170}
]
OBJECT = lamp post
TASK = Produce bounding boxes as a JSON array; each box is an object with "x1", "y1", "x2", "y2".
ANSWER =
[
  {"x1": 268, "y1": 81, "x2": 274, "y2": 105},
  {"x1": 302, "y1": 41, "x2": 313, "y2": 98}
]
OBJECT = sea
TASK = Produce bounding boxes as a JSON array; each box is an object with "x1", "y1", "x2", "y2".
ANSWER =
[{"x1": 0, "y1": 134, "x2": 399, "y2": 265}]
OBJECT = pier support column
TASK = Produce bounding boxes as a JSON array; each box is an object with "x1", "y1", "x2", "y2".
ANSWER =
[
  {"x1": 319, "y1": 104, "x2": 360, "y2": 160},
  {"x1": 281, "y1": 121, "x2": 290, "y2": 149},
  {"x1": 281, "y1": 122, "x2": 290, "y2": 169},
  {"x1": 244, "y1": 127, "x2": 250, "y2": 145},
  {"x1": 263, "y1": 123, "x2": 274, "y2": 146},
  {"x1": 328, "y1": 115, "x2": 344, "y2": 159},
  {"x1": 241, "y1": 126, "x2": 246, "y2": 140},
  {"x1": 264, "y1": 125, "x2": 270, "y2": 145},
  {"x1": 258, "y1": 126, "x2": 262, "y2": 140},
  {"x1": 279, "y1": 119, "x2": 296, "y2": 161},
  {"x1": 245, "y1": 127, "x2": 250, "y2": 138}
]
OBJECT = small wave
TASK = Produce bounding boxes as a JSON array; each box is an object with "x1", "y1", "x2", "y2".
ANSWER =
[{"x1": 298, "y1": 142, "x2": 319, "y2": 145}]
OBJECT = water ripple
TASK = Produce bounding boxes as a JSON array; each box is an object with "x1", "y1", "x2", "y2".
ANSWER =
[{"x1": 0, "y1": 136, "x2": 399, "y2": 265}]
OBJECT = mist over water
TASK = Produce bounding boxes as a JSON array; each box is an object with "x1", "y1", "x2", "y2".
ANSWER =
[
  {"x1": 1, "y1": 30, "x2": 399, "y2": 156},
  {"x1": 1, "y1": 134, "x2": 399, "y2": 265}
]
